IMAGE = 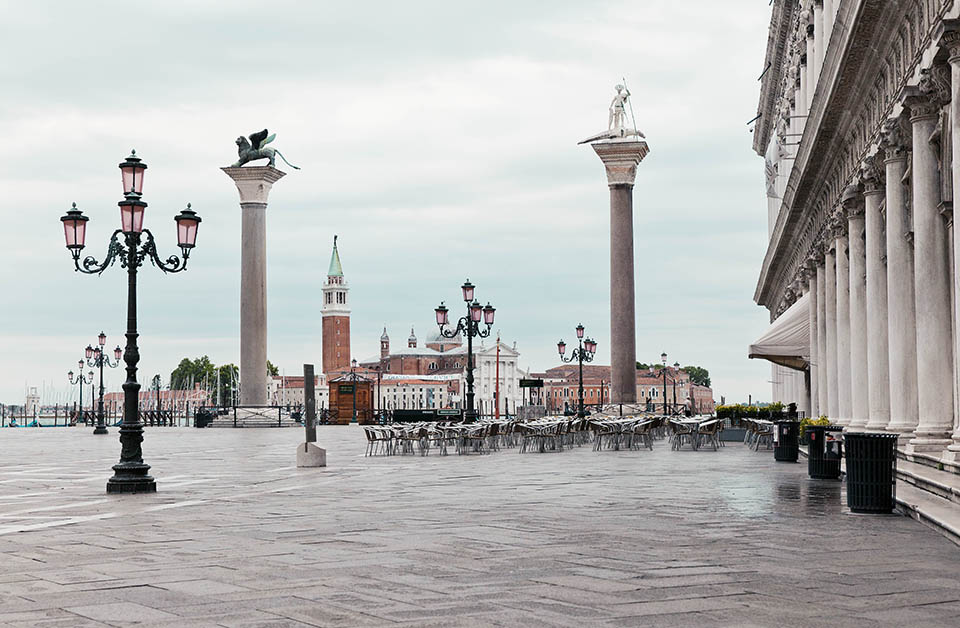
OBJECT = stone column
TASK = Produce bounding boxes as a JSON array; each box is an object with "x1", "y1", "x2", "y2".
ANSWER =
[
  {"x1": 591, "y1": 140, "x2": 649, "y2": 405},
  {"x1": 844, "y1": 185, "x2": 869, "y2": 429},
  {"x1": 833, "y1": 210, "x2": 852, "y2": 426},
  {"x1": 806, "y1": 20, "x2": 816, "y2": 110},
  {"x1": 943, "y1": 30, "x2": 960, "y2": 461},
  {"x1": 905, "y1": 89, "x2": 954, "y2": 452},
  {"x1": 222, "y1": 166, "x2": 286, "y2": 406},
  {"x1": 880, "y1": 119, "x2": 920, "y2": 436},
  {"x1": 806, "y1": 260, "x2": 820, "y2": 418},
  {"x1": 862, "y1": 156, "x2": 892, "y2": 431},
  {"x1": 813, "y1": 1, "x2": 825, "y2": 81},
  {"x1": 823, "y1": 0, "x2": 834, "y2": 46},
  {"x1": 824, "y1": 236, "x2": 839, "y2": 420},
  {"x1": 816, "y1": 249, "x2": 829, "y2": 416}
]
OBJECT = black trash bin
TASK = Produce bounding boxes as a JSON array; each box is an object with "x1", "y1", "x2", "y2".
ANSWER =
[
  {"x1": 194, "y1": 408, "x2": 214, "y2": 428},
  {"x1": 807, "y1": 425, "x2": 843, "y2": 479},
  {"x1": 845, "y1": 432, "x2": 899, "y2": 513},
  {"x1": 773, "y1": 420, "x2": 799, "y2": 462}
]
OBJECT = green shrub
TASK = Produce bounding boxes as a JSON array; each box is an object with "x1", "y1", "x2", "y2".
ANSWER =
[{"x1": 798, "y1": 415, "x2": 830, "y2": 440}]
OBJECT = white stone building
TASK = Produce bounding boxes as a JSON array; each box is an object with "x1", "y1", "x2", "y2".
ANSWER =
[{"x1": 750, "y1": 0, "x2": 960, "y2": 461}]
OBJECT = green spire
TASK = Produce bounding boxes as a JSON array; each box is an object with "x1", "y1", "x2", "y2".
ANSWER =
[{"x1": 328, "y1": 235, "x2": 343, "y2": 277}]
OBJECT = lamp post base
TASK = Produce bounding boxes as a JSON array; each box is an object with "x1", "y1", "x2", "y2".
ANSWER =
[
  {"x1": 106, "y1": 463, "x2": 156, "y2": 494},
  {"x1": 93, "y1": 425, "x2": 109, "y2": 435}
]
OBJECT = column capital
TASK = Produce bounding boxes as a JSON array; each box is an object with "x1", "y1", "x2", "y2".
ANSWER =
[
  {"x1": 860, "y1": 155, "x2": 885, "y2": 195},
  {"x1": 879, "y1": 117, "x2": 911, "y2": 161},
  {"x1": 591, "y1": 140, "x2": 650, "y2": 186},
  {"x1": 903, "y1": 84, "x2": 941, "y2": 122},
  {"x1": 829, "y1": 207, "x2": 848, "y2": 239},
  {"x1": 842, "y1": 182, "x2": 865, "y2": 218},
  {"x1": 222, "y1": 166, "x2": 286, "y2": 204}
]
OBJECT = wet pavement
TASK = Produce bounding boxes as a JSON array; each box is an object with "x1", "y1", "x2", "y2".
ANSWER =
[{"x1": 0, "y1": 425, "x2": 958, "y2": 627}]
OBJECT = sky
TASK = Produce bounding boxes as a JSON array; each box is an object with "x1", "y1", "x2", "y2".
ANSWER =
[{"x1": 0, "y1": 0, "x2": 775, "y2": 406}]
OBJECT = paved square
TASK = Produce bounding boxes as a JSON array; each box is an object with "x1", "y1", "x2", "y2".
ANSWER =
[{"x1": 1, "y1": 426, "x2": 959, "y2": 627}]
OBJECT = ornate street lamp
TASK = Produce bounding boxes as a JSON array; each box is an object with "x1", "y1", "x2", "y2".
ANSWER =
[
  {"x1": 557, "y1": 324, "x2": 597, "y2": 418},
  {"x1": 435, "y1": 279, "x2": 495, "y2": 422},
  {"x1": 661, "y1": 352, "x2": 669, "y2": 415},
  {"x1": 673, "y1": 361, "x2": 680, "y2": 414},
  {"x1": 68, "y1": 361, "x2": 94, "y2": 425},
  {"x1": 83, "y1": 332, "x2": 122, "y2": 434},
  {"x1": 60, "y1": 150, "x2": 201, "y2": 494}
]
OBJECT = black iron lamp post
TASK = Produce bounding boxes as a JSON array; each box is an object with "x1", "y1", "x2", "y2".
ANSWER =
[
  {"x1": 557, "y1": 324, "x2": 597, "y2": 418},
  {"x1": 661, "y1": 352, "x2": 669, "y2": 415},
  {"x1": 68, "y1": 361, "x2": 94, "y2": 425},
  {"x1": 435, "y1": 280, "x2": 495, "y2": 422},
  {"x1": 351, "y1": 358, "x2": 358, "y2": 423},
  {"x1": 672, "y1": 361, "x2": 680, "y2": 414},
  {"x1": 84, "y1": 333, "x2": 122, "y2": 434},
  {"x1": 60, "y1": 150, "x2": 201, "y2": 494}
]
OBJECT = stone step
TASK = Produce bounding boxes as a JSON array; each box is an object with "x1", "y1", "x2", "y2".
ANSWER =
[
  {"x1": 896, "y1": 457, "x2": 960, "y2": 505},
  {"x1": 895, "y1": 482, "x2": 960, "y2": 547},
  {"x1": 897, "y1": 447, "x2": 960, "y2": 476}
]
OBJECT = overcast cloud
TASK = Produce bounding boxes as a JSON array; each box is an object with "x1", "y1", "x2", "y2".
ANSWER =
[{"x1": 1, "y1": 1, "x2": 774, "y2": 405}]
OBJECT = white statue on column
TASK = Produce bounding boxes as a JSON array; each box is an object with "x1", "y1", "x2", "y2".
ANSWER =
[{"x1": 579, "y1": 84, "x2": 646, "y2": 144}]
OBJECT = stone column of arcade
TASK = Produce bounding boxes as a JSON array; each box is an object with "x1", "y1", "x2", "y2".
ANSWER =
[
  {"x1": 805, "y1": 259, "x2": 819, "y2": 419},
  {"x1": 833, "y1": 208, "x2": 852, "y2": 427},
  {"x1": 590, "y1": 140, "x2": 648, "y2": 405},
  {"x1": 861, "y1": 156, "x2": 891, "y2": 431},
  {"x1": 844, "y1": 184, "x2": 869, "y2": 430},
  {"x1": 905, "y1": 87, "x2": 954, "y2": 453},
  {"x1": 824, "y1": 228, "x2": 840, "y2": 421},
  {"x1": 815, "y1": 244, "x2": 829, "y2": 417},
  {"x1": 942, "y1": 27, "x2": 960, "y2": 461},
  {"x1": 222, "y1": 165, "x2": 286, "y2": 406},
  {"x1": 880, "y1": 118, "x2": 920, "y2": 437}
]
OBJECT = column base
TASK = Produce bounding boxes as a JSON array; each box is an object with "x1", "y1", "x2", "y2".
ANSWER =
[
  {"x1": 93, "y1": 426, "x2": 108, "y2": 435},
  {"x1": 940, "y1": 445, "x2": 960, "y2": 463},
  {"x1": 106, "y1": 462, "x2": 156, "y2": 494},
  {"x1": 846, "y1": 419, "x2": 869, "y2": 430},
  {"x1": 296, "y1": 442, "x2": 327, "y2": 467},
  {"x1": 905, "y1": 436, "x2": 952, "y2": 455}
]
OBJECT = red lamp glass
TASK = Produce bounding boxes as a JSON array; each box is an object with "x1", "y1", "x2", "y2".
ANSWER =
[
  {"x1": 174, "y1": 203, "x2": 201, "y2": 249},
  {"x1": 661, "y1": 352, "x2": 667, "y2": 365},
  {"x1": 88, "y1": 371, "x2": 94, "y2": 380},
  {"x1": 558, "y1": 340, "x2": 566, "y2": 356},
  {"x1": 461, "y1": 280, "x2": 475, "y2": 303},
  {"x1": 60, "y1": 203, "x2": 88, "y2": 250},
  {"x1": 586, "y1": 339, "x2": 597, "y2": 354},
  {"x1": 98, "y1": 331, "x2": 106, "y2": 346},
  {"x1": 119, "y1": 194, "x2": 147, "y2": 234},
  {"x1": 482, "y1": 302, "x2": 495, "y2": 325},
  {"x1": 67, "y1": 370, "x2": 74, "y2": 381},
  {"x1": 119, "y1": 149, "x2": 147, "y2": 195},
  {"x1": 576, "y1": 324, "x2": 585, "y2": 339},
  {"x1": 85, "y1": 345, "x2": 94, "y2": 359},
  {"x1": 114, "y1": 346, "x2": 122, "y2": 361},
  {"x1": 435, "y1": 303, "x2": 449, "y2": 326},
  {"x1": 470, "y1": 301, "x2": 482, "y2": 322},
  {"x1": 78, "y1": 359, "x2": 84, "y2": 370}
]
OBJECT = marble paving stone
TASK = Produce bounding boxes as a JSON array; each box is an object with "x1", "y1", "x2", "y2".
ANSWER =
[{"x1": 1, "y1": 426, "x2": 959, "y2": 627}]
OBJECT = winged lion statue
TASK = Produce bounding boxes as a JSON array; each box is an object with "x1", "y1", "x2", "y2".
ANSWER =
[{"x1": 232, "y1": 129, "x2": 300, "y2": 169}]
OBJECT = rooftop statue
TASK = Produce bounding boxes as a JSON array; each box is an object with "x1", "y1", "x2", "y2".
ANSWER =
[
  {"x1": 578, "y1": 83, "x2": 646, "y2": 145},
  {"x1": 232, "y1": 129, "x2": 300, "y2": 169}
]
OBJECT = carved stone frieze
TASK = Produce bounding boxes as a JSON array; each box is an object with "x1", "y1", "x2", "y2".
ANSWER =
[
  {"x1": 842, "y1": 182, "x2": 866, "y2": 218},
  {"x1": 880, "y1": 116, "x2": 911, "y2": 159}
]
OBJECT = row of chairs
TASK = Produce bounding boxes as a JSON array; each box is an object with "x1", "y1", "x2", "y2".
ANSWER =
[{"x1": 668, "y1": 418, "x2": 725, "y2": 451}]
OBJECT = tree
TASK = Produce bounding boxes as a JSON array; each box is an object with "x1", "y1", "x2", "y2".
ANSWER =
[
  {"x1": 170, "y1": 356, "x2": 216, "y2": 390},
  {"x1": 681, "y1": 365, "x2": 711, "y2": 387},
  {"x1": 267, "y1": 360, "x2": 279, "y2": 377}
]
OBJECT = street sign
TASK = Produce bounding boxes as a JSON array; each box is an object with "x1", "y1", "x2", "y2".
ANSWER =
[
  {"x1": 519, "y1": 378, "x2": 544, "y2": 388},
  {"x1": 338, "y1": 384, "x2": 355, "y2": 394}
]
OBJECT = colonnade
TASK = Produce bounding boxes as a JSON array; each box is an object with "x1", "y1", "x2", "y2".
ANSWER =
[{"x1": 800, "y1": 35, "x2": 960, "y2": 459}]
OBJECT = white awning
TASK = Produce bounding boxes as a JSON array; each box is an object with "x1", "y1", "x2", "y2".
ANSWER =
[{"x1": 748, "y1": 292, "x2": 810, "y2": 371}]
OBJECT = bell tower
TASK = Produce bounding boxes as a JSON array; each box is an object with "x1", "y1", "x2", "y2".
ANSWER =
[
  {"x1": 380, "y1": 327, "x2": 390, "y2": 359},
  {"x1": 322, "y1": 236, "x2": 351, "y2": 374}
]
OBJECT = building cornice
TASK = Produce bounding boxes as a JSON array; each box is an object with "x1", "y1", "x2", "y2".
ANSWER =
[
  {"x1": 755, "y1": 0, "x2": 955, "y2": 313},
  {"x1": 754, "y1": 0, "x2": 797, "y2": 156}
]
